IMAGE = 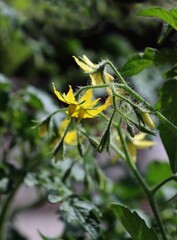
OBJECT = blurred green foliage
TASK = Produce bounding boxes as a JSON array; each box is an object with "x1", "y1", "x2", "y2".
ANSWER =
[{"x1": 0, "y1": 0, "x2": 177, "y2": 240}]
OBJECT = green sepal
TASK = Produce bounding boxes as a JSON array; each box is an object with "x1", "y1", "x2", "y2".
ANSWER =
[
  {"x1": 134, "y1": 122, "x2": 156, "y2": 136},
  {"x1": 77, "y1": 130, "x2": 84, "y2": 157},
  {"x1": 52, "y1": 138, "x2": 65, "y2": 163},
  {"x1": 97, "y1": 111, "x2": 115, "y2": 153},
  {"x1": 126, "y1": 123, "x2": 135, "y2": 138}
]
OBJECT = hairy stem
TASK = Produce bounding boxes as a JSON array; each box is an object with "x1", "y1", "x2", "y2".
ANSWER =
[{"x1": 116, "y1": 123, "x2": 168, "y2": 240}]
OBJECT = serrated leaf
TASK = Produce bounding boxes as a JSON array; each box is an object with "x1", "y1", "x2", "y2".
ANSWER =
[
  {"x1": 138, "y1": 7, "x2": 177, "y2": 30},
  {"x1": 121, "y1": 48, "x2": 157, "y2": 77},
  {"x1": 110, "y1": 203, "x2": 159, "y2": 240},
  {"x1": 60, "y1": 197, "x2": 100, "y2": 240},
  {"x1": 158, "y1": 80, "x2": 177, "y2": 173}
]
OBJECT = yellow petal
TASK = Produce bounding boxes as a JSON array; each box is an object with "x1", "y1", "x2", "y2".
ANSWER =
[
  {"x1": 65, "y1": 85, "x2": 77, "y2": 103},
  {"x1": 52, "y1": 82, "x2": 65, "y2": 103},
  {"x1": 81, "y1": 96, "x2": 111, "y2": 118},
  {"x1": 133, "y1": 140, "x2": 156, "y2": 149},
  {"x1": 134, "y1": 132, "x2": 146, "y2": 141},
  {"x1": 58, "y1": 119, "x2": 70, "y2": 135},
  {"x1": 64, "y1": 130, "x2": 77, "y2": 145},
  {"x1": 90, "y1": 72, "x2": 104, "y2": 85},
  {"x1": 79, "y1": 89, "x2": 93, "y2": 105},
  {"x1": 141, "y1": 112, "x2": 155, "y2": 129},
  {"x1": 58, "y1": 119, "x2": 77, "y2": 145},
  {"x1": 105, "y1": 72, "x2": 114, "y2": 82},
  {"x1": 73, "y1": 56, "x2": 93, "y2": 72},
  {"x1": 127, "y1": 142, "x2": 137, "y2": 162},
  {"x1": 82, "y1": 55, "x2": 96, "y2": 68}
]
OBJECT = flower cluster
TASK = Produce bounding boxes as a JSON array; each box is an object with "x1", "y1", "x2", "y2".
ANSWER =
[{"x1": 40, "y1": 55, "x2": 156, "y2": 163}]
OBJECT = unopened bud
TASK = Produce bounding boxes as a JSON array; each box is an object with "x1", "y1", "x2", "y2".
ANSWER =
[{"x1": 141, "y1": 112, "x2": 155, "y2": 129}]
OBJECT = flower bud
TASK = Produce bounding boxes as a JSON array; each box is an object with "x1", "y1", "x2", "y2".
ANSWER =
[{"x1": 141, "y1": 112, "x2": 155, "y2": 129}]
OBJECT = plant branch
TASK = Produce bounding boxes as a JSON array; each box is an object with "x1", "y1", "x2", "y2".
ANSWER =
[
  {"x1": 152, "y1": 175, "x2": 177, "y2": 195},
  {"x1": 116, "y1": 121, "x2": 168, "y2": 240}
]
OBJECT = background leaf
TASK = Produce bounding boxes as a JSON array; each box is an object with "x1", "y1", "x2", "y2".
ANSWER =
[
  {"x1": 110, "y1": 203, "x2": 158, "y2": 240},
  {"x1": 138, "y1": 7, "x2": 177, "y2": 30},
  {"x1": 121, "y1": 48, "x2": 157, "y2": 77},
  {"x1": 157, "y1": 80, "x2": 177, "y2": 173},
  {"x1": 60, "y1": 196, "x2": 101, "y2": 240}
]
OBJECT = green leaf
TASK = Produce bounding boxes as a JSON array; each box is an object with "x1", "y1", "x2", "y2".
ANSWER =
[
  {"x1": 146, "y1": 161, "x2": 172, "y2": 185},
  {"x1": 138, "y1": 7, "x2": 177, "y2": 30},
  {"x1": 110, "y1": 203, "x2": 158, "y2": 240},
  {"x1": 121, "y1": 48, "x2": 157, "y2": 77},
  {"x1": 60, "y1": 196, "x2": 101, "y2": 240},
  {"x1": 158, "y1": 80, "x2": 177, "y2": 173},
  {"x1": 163, "y1": 65, "x2": 177, "y2": 80}
]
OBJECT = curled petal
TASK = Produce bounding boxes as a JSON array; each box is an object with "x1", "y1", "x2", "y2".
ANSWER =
[
  {"x1": 73, "y1": 56, "x2": 93, "y2": 73},
  {"x1": 52, "y1": 82, "x2": 65, "y2": 102},
  {"x1": 141, "y1": 112, "x2": 155, "y2": 129},
  {"x1": 133, "y1": 140, "x2": 156, "y2": 149},
  {"x1": 82, "y1": 55, "x2": 97, "y2": 68},
  {"x1": 127, "y1": 142, "x2": 137, "y2": 162}
]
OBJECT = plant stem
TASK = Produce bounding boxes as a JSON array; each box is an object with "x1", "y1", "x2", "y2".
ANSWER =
[
  {"x1": 114, "y1": 83, "x2": 177, "y2": 135},
  {"x1": 0, "y1": 180, "x2": 22, "y2": 240},
  {"x1": 116, "y1": 123, "x2": 168, "y2": 240},
  {"x1": 152, "y1": 175, "x2": 177, "y2": 195}
]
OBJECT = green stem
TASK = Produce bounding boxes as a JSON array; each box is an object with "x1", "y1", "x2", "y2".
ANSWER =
[
  {"x1": 75, "y1": 84, "x2": 110, "y2": 98},
  {"x1": 106, "y1": 60, "x2": 127, "y2": 85},
  {"x1": 114, "y1": 83, "x2": 177, "y2": 135},
  {"x1": 116, "y1": 123, "x2": 168, "y2": 240},
  {"x1": 152, "y1": 175, "x2": 177, "y2": 195},
  {"x1": 0, "y1": 180, "x2": 22, "y2": 240}
]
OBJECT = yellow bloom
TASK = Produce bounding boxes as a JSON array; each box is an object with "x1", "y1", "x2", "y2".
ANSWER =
[
  {"x1": 141, "y1": 112, "x2": 155, "y2": 129},
  {"x1": 127, "y1": 133, "x2": 156, "y2": 162},
  {"x1": 52, "y1": 83, "x2": 111, "y2": 122},
  {"x1": 116, "y1": 132, "x2": 156, "y2": 162},
  {"x1": 59, "y1": 119, "x2": 77, "y2": 145},
  {"x1": 73, "y1": 55, "x2": 114, "y2": 85}
]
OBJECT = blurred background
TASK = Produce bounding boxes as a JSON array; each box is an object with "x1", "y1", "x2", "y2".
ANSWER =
[{"x1": 0, "y1": 0, "x2": 176, "y2": 239}]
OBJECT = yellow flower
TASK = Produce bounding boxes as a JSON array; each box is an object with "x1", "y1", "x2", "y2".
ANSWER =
[
  {"x1": 73, "y1": 55, "x2": 114, "y2": 85},
  {"x1": 141, "y1": 112, "x2": 155, "y2": 129},
  {"x1": 126, "y1": 132, "x2": 156, "y2": 162},
  {"x1": 52, "y1": 83, "x2": 111, "y2": 122},
  {"x1": 59, "y1": 119, "x2": 77, "y2": 145},
  {"x1": 116, "y1": 132, "x2": 156, "y2": 162}
]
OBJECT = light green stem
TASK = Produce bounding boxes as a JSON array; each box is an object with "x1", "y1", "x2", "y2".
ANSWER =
[
  {"x1": 116, "y1": 123, "x2": 168, "y2": 240},
  {"x1": 152, "y1": 175, "x2": 177, "y2": 194},
  {"x1": 0, "y1": 180, "x2": 22, "y2": 240}
]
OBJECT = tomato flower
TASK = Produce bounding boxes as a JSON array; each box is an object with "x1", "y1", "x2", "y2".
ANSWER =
[
  {"x1": 73, "y1": 55, "x2": 114, "y2": 85},
  {"x1": 116, "y1": 132, "x2": 156, "y2": 162},
  {"x1": 52, "y1": 83, "x2": 111, "y2": 122}
]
